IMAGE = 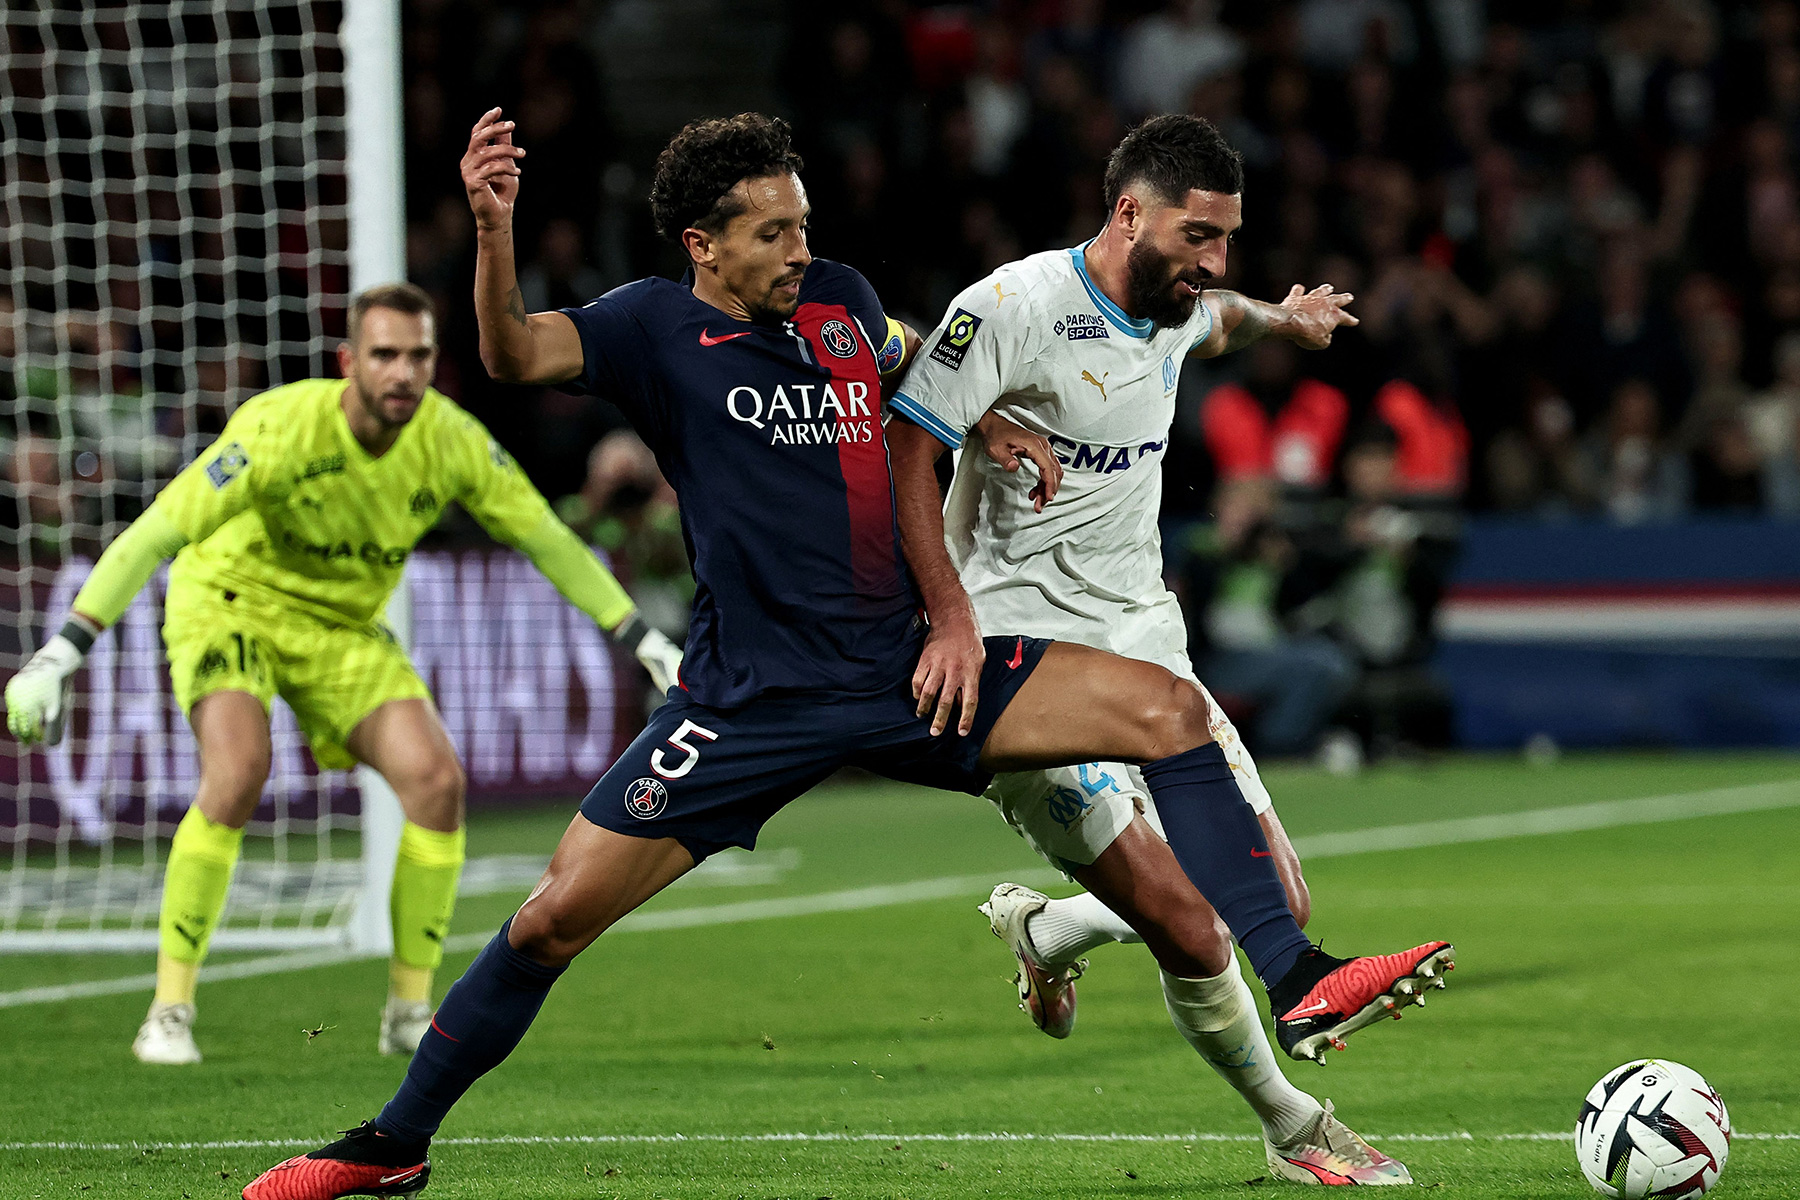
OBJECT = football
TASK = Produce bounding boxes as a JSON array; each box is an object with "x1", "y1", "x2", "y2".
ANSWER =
[{"x1": 1575, "y1": 1060, "x2": 1732, "y2": 1198}]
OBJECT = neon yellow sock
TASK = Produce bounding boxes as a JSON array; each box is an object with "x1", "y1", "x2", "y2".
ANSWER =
[
  {"x1": 390, "y1": 822, "x2": 465, "y2": 982},
  {"x1": 389, "y1": 961, "x2": 434, "y2": 1005},
  {"x1": 154, "y1": 955, "x2": 202, "y2": 1008},
  {"x1": 156, "y1": 806, "x2": 245, "y2": 1003}
]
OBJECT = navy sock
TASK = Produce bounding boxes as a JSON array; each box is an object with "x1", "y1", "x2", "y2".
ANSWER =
[
  {"x1": 1140, "y1": 742, "x2": 1311, "y2": 990},
  {"x1": 375, "y1": 919, "x2": 566, "y2": 1143}
]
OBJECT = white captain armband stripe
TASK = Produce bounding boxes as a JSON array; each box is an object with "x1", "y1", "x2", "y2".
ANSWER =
[{"x1": 889, "y1": 391, "x2": 963, "y2": 448}]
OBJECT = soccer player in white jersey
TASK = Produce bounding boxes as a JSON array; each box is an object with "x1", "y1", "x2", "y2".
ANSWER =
[{"x1": 886, "y1": 116, "x2": 1424, "y2": 1185}]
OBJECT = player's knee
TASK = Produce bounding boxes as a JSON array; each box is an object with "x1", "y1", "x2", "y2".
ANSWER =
[
  {"x1": 427, "y1": 755, "x2": 467, "y2": 824},
  {"x1": 507, "y1": 891, "x2": 599, "y2": 967},
  {"x1": 202, "y1": 744, "x2": 272, "y2": 816},
  {"x1": 1135, "y1": 675, "x2": 1213, "y2": 761},
  {"x1": 403, "y1": 754, "x2": 466, "y2": 831}
]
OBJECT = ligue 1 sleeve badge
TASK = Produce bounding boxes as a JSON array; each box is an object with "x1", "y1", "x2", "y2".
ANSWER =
[{"x1": 624, "y1": 777, "x2": 671, "y2": 819}]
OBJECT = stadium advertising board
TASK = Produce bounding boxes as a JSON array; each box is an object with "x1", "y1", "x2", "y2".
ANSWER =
[{"x1": 2, "y1": 550, "x2": 637, "y2": 842}]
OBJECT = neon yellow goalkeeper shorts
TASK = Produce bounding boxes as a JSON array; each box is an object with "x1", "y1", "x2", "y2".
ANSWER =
[{"x1": 162, "y1": 575, "x2": 431, "y2": 769}]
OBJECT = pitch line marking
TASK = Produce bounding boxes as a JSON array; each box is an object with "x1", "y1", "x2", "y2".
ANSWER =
[
  {"x1": 3, "y1": 1131, "x2": 1797, "y2": 1153},
  {"x1": 2, "y1": 778, "x2": 1795, "y2": 1010},
  {"x1": 1290, "y1": 778, "x2": 1800, "y2": 859}
]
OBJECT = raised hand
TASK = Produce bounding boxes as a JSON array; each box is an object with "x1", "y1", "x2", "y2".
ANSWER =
[
  {"x1": 462, "y1": 107, "x2": 526, "y2": 233},
  {"x1": 1278, "y1": 282, "x2": 1358, "y2": 350}
]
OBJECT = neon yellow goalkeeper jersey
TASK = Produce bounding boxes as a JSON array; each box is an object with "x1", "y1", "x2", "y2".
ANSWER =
[{"x1": 75, "y1": 377, "x2": 623, "y2": 630}]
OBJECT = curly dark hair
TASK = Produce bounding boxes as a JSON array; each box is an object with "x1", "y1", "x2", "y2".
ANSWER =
[
  {"x1": 1103, "y1": 114, "x2": 1244, "y2": 212},
  {"x1": 649, "y1": 113, "x2": 806, "y2": 242}
]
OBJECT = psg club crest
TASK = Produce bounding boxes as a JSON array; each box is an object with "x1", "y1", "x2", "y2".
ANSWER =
[
  {"x1": 820, "y1": 319, "x2": 858, "y2": 359},
  {"x1": 624, "y1": 777, "x2": 670, "y2": 820}
]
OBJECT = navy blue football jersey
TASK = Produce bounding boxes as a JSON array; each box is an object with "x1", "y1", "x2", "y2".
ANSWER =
[{"x1": 560, "y1": 260, "x2": 921, "y2": 708}]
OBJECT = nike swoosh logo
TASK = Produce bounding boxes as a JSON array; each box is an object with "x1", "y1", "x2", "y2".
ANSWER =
[
  {"x1": 173, "y1": 922, "x2": 202, "y2": 948},
  {"x1": 1006, "y1": 637, "x2": 1024, "y2": 670},
  {"x1": 1250, "y1": 848, "x2": 1272, "y2": 858},
  {"x1": 377, "y1": 1168, "x2": 423, "y2": 1184},
  {"x1": 698, "y1": 328, "x2": 753, "y2": 346},
  {"x1": 1289, "y1": 998, "x2": 1330, "y2": 1017}
]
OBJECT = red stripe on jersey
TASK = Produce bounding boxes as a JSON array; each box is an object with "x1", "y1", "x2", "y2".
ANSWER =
[{"x1": 793, "y1": 302, "x2": 899, "y2": 601}]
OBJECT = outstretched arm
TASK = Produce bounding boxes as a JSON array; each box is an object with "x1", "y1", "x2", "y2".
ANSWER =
[
  {"x1": 1192, "y1": 284, "x2": 1357, "y2": 359},
  {"x1": 6, "y1": 506, "x2": 190, "y2": 745},
  {"x1": 5, "y1": 416, "x2": 274, "y2": 745},
  {"x1": 458, "y1": 425, "x2": 683, "y2": 692},
  {"x1": 462, "y1": 107, "x2": 584, "y2": 385}
]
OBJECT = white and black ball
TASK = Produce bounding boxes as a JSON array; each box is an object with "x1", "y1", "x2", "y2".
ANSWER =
[{"x1": 1575, "y1": 1059, "x2": 1731, "y2": 1198}]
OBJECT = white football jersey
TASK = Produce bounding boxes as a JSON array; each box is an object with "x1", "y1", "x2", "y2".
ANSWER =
[{"x1": 891, "y1": 240, "x2": 1212, "y2": 653}]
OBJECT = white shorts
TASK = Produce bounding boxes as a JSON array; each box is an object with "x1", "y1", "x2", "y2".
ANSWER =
[{"x1": 981, "y1": 596, "x2": 1274, "y2": 877}]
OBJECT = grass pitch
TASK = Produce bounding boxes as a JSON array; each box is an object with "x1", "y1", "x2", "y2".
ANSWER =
[{"x1": 3, "y1": 751, "x2": 1798, "y2": 1198}]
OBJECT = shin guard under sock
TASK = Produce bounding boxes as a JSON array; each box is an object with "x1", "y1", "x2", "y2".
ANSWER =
[
  {"x1": 1161, "y1": 960, "x2": 1322, "y2": 1144},
  {"x1": 156, "y1": 806, "x2": 245, "y2": 1004},
  {"x1": 1141, "y1": 742, "x2": 1310, "y2": 989},
  {"x1": 375, "y1": 919, "x2": 565, "y2": 1143}
]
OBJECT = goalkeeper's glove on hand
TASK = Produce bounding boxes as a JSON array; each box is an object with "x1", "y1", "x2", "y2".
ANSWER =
[
  {"x1": 613, "y1": 612, "x2": 683, "y2": 695},
  {"x1": 6, "y1": 619, "x2": 97, "y2": 746}
]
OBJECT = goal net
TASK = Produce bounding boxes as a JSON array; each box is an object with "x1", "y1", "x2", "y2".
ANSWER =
[{"x1": 0, "y1": 0, "x2": 379, "y2": 951}]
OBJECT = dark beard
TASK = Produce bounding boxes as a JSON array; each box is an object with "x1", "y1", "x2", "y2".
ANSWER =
[{"x1": 1125, "y1": 239, "x2": 1204, "y2": 329}]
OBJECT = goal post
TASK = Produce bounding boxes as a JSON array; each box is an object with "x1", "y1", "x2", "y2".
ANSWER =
[
  {"x1": 341, "y1": 0, "x2": 406, "y2": 959},
  {"x1": 0, "y1": 0, "x2": 408, "y2": 954}
]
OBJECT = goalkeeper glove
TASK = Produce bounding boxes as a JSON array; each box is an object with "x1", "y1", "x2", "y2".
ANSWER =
[
  {"x1": 6, "y1": 618, "x2": 98, "y2": 746},
  {"x1": 612, "y1": 612, "x2": 683, "y2": 695}
]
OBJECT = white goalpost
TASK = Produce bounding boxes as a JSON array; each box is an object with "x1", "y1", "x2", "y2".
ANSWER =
[{"x1": 1, "y1": 0, "x2": 407, "y2": 953}]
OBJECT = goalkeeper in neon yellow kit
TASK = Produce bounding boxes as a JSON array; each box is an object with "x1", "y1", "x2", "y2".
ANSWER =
[{"x1": 4, "y1": 284, "x2": 682, "y2": 1065}]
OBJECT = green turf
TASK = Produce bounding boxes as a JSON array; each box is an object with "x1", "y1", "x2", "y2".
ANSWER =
[{"x1": 3, "y1": 752, "x2": 1797, "y2": 1198}]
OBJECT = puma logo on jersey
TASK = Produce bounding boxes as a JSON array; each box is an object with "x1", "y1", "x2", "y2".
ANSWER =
[
  {"x1": 993, "y1": 281, "x2": 1017, "y2": 306},
  {"x1": 1080, "y1": 370, "x2": 1109, "y2": 400}
]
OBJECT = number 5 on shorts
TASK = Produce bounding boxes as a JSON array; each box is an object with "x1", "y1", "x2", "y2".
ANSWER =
[{"x1": 651, "y1": 719, "x2": 719, "y2": 780}]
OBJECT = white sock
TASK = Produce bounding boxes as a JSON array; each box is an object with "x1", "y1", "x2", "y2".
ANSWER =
[
  {"x1": 1025, "y1": 891, "x2": 1142, "y2": 964},
  {"x1": 1161, "y1": 958, "x2": 1323, "y2": 1145}
]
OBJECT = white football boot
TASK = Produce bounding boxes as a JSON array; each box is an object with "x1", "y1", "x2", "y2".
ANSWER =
[
  {"x1": 978, "y1": 882, "x2": 1083, "y2": 1039},
  {"x1": 1265, "y1": 1102, "x2": 1413, "y2": 1185},
  {"x1": 379, "y1": 997, "x2": 433, "y2": 1056},
  {"x1": 132, "y1": 1000, "x2": 202, "y2": 1065}
]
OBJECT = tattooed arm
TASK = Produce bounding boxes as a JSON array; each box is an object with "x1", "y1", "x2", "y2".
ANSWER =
[
  {"x1": 461, "y1": 107, "x2": 584, "y2": 385},
  {"x1": 1191, "y1": 284, "x2": 1358, "y2": 360}
]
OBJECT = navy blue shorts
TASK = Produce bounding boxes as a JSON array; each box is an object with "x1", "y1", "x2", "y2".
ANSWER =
[{"x1": 580, "y1": 635, "x2": 1052, "y2": 861}]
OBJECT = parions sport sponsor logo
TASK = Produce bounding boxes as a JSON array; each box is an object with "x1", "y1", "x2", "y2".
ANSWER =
[
  {"x1": 1048, "y1": 435, "x2": 1168, "y2": 473},
  {"x1": 725, "y1": 379, "x2": 878, "y2": 446},
  {"x1": 1053, "y1": 313, "x2": 1109, "y2": 341}
]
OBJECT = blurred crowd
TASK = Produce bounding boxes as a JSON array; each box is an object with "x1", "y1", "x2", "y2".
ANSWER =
[
  {"x1": 378, "y1": 1, "x2": 1800, "y2": 523},
  {"x1": 13, "y1": 0, "x2": 1800, "y2": 757}
]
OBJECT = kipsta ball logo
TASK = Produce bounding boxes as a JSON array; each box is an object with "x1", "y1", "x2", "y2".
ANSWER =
[
  {"x1": 820, "y1": 319, "x2": 858, "y2": 358},
  {"x1": 624, "y1": 777, "x2": 670, "y2": 819}
]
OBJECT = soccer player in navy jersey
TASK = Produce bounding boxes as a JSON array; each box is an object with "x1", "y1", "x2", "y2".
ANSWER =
[{"x1": 241, "y1": 111, "x2": 1450, "y2": 1200}]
